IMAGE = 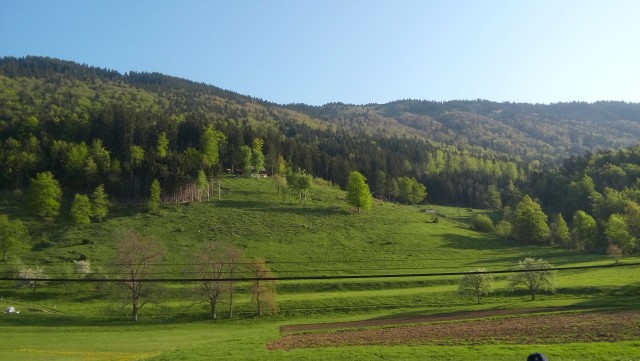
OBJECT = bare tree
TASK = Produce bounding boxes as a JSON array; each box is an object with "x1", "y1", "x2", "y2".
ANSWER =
[
  {"x1": 225, "y1": 246, "x2": 244, "y2": 318},
  {"x1": 249, "y1": 257, "x2": 277, "y2": 316},
  {"x1": 116, "y1": 230, "x2": 166, "y2": 321},
  {"x1": 194, "y1": 242, "x2": 226, "y2": 320}
]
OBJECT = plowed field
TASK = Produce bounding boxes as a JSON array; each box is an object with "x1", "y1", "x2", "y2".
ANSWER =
[{"x1": 269, "y1": 310, "x2": 640, "y2": 350}]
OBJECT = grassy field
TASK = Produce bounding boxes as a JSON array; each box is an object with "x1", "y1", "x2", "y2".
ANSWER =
[{"x1": 0, "y1": 176, "x2": 639, "y2": 360}]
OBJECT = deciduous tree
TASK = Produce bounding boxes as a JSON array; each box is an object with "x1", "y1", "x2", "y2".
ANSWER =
[
  {"x1": 70, "y1": 194, "x2": 92, "y2": 225},
  {"x1": 513, "y1": 195, "x2": 550, "y2": 243},
  {"x1": 148, "y1": 179, "x2": 161, "y2": 213},
  {"x1": 571, "y1": 210, "x2": 598, "y2": 250},
  {"x1": 250, "y1": 257, "x2": 277, "y2": 316},
  {"x1": 508, "y1": 258, "x2": 556, "y2": 301},
  {"x1": 458, "y1": 268, "x2": 493, "y2": 304},
  {"x1": 116, "y1": 230, "x2": 166, "y2": 321},
  {"x1": 346, "y1": 171, "x2": 372, "y2": 212},
  {"x1": 0, "y1": 214, "x2": 28, "y2": 261},
  {"x1": 91, "y1": 184, "x2": 110, "y2": 221},
  {"x1": 28, "y1": 171, "x2": 62, "y2": 218}
]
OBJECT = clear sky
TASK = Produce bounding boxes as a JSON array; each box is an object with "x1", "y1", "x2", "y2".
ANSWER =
[{"x1": 1, "y1": 0, "x2": 639, "y2": 106}]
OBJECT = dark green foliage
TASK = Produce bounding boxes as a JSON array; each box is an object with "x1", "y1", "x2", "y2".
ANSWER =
[
  {"x1": 472, "y1": 214, "x2": 495, "y2": 233},
  {"x1": 0, "y1": 214, "x2": 28, "y2": 261},
  {"x1": 571, "y1": 211, "x2": 598, "y2": 251}
]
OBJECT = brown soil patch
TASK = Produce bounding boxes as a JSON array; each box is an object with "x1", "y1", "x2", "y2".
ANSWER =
[{"x1": 269, "y1": 310, "x2": 640, "y2": 350}]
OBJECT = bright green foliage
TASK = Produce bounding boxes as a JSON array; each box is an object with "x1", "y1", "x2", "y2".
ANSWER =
[
  {"x1": 604, "y1": 213, "x2": 636, "y2": 254},
  {"x1": 513, "y1": 195, "x2": 550, "y2": 243},
  {"x1": 396, "y1": 176, "x2": 426, "y2": 205},
  {"x1": 90, "y1": 184, "x2": 110, "y2": 221},
  {"x1": 0, "y1": 214, "x2": 28, "y2": 261},
  {"x1": 200, "y1": 126, "x2": 225, "y2": 172},
  {"x1": 251, "y1": 138, "x2": 265, "y2": 176},
  {"x1": 239, "y1": 145, "x2": 252, "y2": 176},
  {"x1": 494, "y1": 219, "x2": 512, "y2": 238},
  {"x1": 549, "y1": 213, "x2": 571, "y2": 247},
  {"x1": 472, "y1": 214, "x2": 494, "y2": 232},
  {"x1": 196, "y1": 170, "x2": 208, "y2": 201},
  {"x1": 148, "y1": 179, "x2": 161, "y2": 213},
  {"x1": 129, "y1": 145, "x2": 145, "y2": 168},
  {"x1": 286, "y1": 170, "x2": 313, "y2": 204},
  {"x1": 346, "y1": 171, "x2": 373, "y2": 212},
  {"x1": 70, "y1": 194, "x2": 92, "y2": 225},
  {"x1": 458, "y1": 268, "x2": 493, "y2": 304},
  {"x1": 508, "y1": 258, "x2": 556, "y2": 301},
  {"x1": 571, "y1": 210, "x2": 598, "y2": 250},
  {"x1": 28, "y1": 171, "x2": 63, "y2": 218},
  {"x1": 156, "y1": 132, "x2": 169, "y2": 158}
]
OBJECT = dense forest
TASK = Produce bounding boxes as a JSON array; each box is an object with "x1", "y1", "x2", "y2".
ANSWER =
[{"x1": 1, "y1": 56, "x2": 640, "y2": 253}]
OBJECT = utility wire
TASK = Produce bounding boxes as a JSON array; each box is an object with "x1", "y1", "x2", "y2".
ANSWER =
[{"x1": 3, "y1": 261, "x2": 637, "y2": 283}]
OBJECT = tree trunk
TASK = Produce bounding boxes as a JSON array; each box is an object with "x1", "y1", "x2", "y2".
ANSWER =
[
  {"x1": 132, "y1": 294, "x2": 139, "y2": 321},
  {"x1": 210, "y1": 297, "x2": 217, "y2": 320},
  {"x1": 229, "y1": 283, "x2": 234, "y2": 318}
]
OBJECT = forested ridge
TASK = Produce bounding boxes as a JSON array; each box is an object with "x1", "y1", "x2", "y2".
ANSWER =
[{"x1": 1, "y1": 55, "x2": 640, "y2": 213}]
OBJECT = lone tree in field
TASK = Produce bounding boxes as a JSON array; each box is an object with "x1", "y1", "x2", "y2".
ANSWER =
[
  {"x1": 116, "y1": 230, "x2": 166, "y2": 321},
  {"x1": 28, "y1": 171, "x2": 62, "y2": 218},
  {"x1": 194, "y1": 243, "x2": 245, "y2": 319},
  {"x1": 457, "y1": 268, "x2": 494, "y2": 304},
  {"x1": 250, "y1": 257, "x2": 277, "y2": 316},
  {"x1": 0, "y1": 214, "x2": 28, "y2": 261},
  {"x1": 346, "y1": 171, "x2": 373, "y2": 212},
  {"x1": 508, "y1": 258, "x2": 556, "y2": 301}
]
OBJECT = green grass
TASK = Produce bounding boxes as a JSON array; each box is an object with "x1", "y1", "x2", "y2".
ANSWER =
[{"x1": 0, "y1": 176, "x2": 639, "y2": 360}]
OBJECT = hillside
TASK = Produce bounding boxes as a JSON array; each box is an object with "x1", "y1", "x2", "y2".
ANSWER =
[{"x1": 1, "y1": 56, "x2": 640, "y2": 209}]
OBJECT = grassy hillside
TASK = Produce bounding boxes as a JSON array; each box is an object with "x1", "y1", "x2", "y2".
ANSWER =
[{"x1": 0, "y1": 177, "x2": 639, "y2": 360}]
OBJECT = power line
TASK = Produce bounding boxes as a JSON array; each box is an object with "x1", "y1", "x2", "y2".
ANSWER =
[{"x1": 3, "y1": 261, "x2": 637, "y2": 283}]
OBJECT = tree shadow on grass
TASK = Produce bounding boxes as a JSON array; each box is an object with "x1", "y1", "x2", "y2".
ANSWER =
[{"x1": 215, "y1": 199, "x2": 347, "y2": 216}]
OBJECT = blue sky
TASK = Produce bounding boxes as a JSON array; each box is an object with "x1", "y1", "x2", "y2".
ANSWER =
[{"x1": 1, "y1": 0, "x2": 639, "y2": 105}]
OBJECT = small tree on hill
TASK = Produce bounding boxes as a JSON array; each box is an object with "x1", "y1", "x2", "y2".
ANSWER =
[
  {"x1": 549, "y1": 213, "x2": 571, "y2": 248},
  {"x1": 513, "y1": 195, "x2": 550, "y2": 243},
  {"x1": 116, "y1": 230, "x2": 166, "y2": 322},
  {"x1": 571, "y1": 210, "x2": 598, "y2": 250},
  {"x1": 91, "y1": 184, "x2": 110, "y2": 222},
  {"x1": 458, "y1": 268, "x2": 493, "y2": 304},
  {"x1": 508, "y1": 258, "x2": 556, "y2": 301},
  {"x1": 148, "y1": 179, "x2": 161, "y2": 213},
  {"x1": 194, "y1": 241, "x2": 227, "y2": 320},
  {"x1": 0, "y1": 214, "x2": 29, "y2": 261},
  {"x1": 28, "y1": 171, "x2": 62, "y2": 218},
  {"x1": 70, "y1": 194, "x2": 92, "y2": 225},
  {"x1": 250, "y1": 257, "x2": 277, "y2": 316},
  {"x1": 472, "y1": 214, "x2": 495, "y2": 232},
  {"x1": 346, "y1": 171, "x2": 372, "y2": 212}
]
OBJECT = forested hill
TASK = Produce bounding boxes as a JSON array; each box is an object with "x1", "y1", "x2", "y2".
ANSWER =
[{"x1": 1, "y1": 55, "x2": 640, "y2": 208}]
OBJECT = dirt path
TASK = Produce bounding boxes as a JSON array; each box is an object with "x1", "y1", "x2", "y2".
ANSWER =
[
  {"x1": 270, "y1": 309, "x2": 640, "y2": 350},
  {"x1": 280, "y1": 307, "x2": 567, "y2": 334}
]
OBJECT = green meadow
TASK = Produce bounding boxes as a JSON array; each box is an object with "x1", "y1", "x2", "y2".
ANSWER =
[{"x1": 0, "y1": 177, "x2": 639, "y2": 360}]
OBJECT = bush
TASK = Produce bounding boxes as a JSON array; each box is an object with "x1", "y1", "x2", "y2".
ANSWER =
[{"x1": 472, "y1": 214, "x2": 495, "y2": 232}]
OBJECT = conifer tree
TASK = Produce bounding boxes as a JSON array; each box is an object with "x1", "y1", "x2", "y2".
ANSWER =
[{"x1": 91, "y1": 184, "x2": 110, "y2": 222}]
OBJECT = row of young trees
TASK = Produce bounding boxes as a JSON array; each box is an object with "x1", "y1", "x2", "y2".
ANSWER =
[
  {"x1": 458, "y1": 258, "x2": 557, "y2": 303},
  {"x1": 4, "y1": 230, "x2": 277, "y2": 322}
]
